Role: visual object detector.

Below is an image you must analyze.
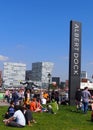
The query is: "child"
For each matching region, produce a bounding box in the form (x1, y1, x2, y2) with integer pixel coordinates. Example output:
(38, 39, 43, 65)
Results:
(4, 101, 15, 119)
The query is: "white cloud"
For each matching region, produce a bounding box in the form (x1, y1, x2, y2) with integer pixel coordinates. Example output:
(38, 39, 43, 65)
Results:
(0, 55, 9, 61)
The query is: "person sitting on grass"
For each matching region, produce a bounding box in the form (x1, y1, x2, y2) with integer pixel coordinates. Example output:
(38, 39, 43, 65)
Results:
(34, 98, 42, 112)
(24, 104, 37, 126)
(41, 97, 47, 112)
(4, 101, 15, 119)
(30, 98, 37, 112)
(30, 98, 42, 112)
(47, 99, 59, 114)
(3, 105, 26, 128)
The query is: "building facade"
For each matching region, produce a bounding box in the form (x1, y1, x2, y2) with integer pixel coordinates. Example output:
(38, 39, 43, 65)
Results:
(0, 71, 2, 87)
(52, 77, 60, 86)
(25, 70, 32, 80)
(3, 62, 26, 87)
(81, 71, 87, 79)
(31, 62, 54, 88)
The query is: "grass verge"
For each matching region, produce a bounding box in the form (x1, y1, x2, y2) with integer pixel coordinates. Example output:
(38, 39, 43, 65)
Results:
(0, 105, 92, 130)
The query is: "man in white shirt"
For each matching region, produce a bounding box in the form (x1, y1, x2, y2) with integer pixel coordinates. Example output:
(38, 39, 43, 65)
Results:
(3, 105, 26, 127)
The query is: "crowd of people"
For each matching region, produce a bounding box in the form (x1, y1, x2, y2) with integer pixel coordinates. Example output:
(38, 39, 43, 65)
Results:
(2, 86, 93, 127)
(2, 88, 59, 127)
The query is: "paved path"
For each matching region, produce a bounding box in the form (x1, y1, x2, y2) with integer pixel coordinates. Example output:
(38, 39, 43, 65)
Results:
(0, 101, 9, 106)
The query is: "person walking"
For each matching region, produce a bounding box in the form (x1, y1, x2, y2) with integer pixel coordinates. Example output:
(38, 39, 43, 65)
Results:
(75, 88, 82, 111)
(82, 87, 91, 114)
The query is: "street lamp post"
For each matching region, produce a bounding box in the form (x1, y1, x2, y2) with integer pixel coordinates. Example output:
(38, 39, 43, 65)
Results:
(48, 73, 51, 93)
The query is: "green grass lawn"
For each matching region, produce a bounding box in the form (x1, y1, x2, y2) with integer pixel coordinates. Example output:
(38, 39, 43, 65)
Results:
(0, 105, 93, 130)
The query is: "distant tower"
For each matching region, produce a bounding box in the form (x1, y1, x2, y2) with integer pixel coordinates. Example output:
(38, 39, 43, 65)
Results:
(31, 62, 54, 87)
(52, 77, 60, 86)
(81, 71, 87, 79)
(0, 71, 2, 87)
(26, 70, 32, 80)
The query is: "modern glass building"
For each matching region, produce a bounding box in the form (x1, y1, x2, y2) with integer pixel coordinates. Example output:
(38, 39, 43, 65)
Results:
(3, 62, 26, 87)
(81, 71, 87, 79)
(31, 62, 54, 88)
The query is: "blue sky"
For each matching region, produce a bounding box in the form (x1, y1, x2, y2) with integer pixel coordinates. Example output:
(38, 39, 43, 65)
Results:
(0, 0, 93, 81)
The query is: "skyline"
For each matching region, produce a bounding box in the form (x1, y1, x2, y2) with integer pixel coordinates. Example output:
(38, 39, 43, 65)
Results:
(0, 0, 93, 81)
